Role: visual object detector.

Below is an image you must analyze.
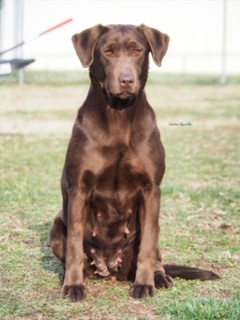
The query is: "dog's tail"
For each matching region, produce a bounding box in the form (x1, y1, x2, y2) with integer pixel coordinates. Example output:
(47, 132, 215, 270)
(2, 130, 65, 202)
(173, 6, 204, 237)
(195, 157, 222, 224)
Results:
(163, 264, 221, 281)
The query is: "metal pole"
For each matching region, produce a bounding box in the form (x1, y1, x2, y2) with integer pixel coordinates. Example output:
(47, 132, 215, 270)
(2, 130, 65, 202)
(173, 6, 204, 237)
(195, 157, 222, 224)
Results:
(0, 0, 4, 53)
(14, 0, 24, 84)
(220, 0, 227, 85)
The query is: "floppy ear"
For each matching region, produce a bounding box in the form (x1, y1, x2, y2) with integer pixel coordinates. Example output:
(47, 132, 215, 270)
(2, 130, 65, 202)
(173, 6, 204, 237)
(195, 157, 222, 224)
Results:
(72, 24, 105, 68)
(139, 24, 170, 67)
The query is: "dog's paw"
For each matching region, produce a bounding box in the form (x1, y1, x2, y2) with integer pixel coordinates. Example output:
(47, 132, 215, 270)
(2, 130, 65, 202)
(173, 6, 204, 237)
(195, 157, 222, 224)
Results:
(130, 283, 156, 298)
(62, 284, 87, 301)
(154, 271, 174, 289)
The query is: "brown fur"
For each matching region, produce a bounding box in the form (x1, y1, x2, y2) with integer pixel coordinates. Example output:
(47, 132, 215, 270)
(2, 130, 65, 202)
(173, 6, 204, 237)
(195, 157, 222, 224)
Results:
(49, 24, 220, 301)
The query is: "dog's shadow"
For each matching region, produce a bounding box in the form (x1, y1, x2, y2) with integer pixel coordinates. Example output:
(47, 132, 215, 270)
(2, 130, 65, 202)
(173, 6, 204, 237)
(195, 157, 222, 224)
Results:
(31, 222, 64, 283)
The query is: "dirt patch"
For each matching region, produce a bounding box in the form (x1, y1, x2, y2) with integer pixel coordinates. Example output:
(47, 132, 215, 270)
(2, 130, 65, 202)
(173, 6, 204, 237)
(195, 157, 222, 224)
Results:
(0, 116, 73, 135)
(1, 116, 239, 135)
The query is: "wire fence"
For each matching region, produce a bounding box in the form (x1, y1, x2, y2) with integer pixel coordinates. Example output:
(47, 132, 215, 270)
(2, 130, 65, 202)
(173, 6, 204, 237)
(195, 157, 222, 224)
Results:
(1, 50, 239, 85)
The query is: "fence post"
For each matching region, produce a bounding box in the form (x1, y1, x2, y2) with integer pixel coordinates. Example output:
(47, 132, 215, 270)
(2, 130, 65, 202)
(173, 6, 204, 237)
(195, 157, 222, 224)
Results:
(14, 0, 24, 84)
(220, 0, 227, 85)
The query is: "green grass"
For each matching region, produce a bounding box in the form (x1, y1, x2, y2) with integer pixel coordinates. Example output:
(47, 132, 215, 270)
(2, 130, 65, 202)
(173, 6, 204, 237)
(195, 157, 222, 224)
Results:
(0, 75, 240, 319)
(160, 294, 240, 320)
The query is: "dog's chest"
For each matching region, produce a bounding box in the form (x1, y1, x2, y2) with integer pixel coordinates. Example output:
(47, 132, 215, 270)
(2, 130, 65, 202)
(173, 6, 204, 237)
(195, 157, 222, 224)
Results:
(81, 140, 151, 196)
(78, 104, 159, 194)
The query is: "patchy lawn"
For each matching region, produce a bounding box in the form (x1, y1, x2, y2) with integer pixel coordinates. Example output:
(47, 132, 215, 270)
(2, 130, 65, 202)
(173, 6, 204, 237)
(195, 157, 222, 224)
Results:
(0, 75, 239, 319)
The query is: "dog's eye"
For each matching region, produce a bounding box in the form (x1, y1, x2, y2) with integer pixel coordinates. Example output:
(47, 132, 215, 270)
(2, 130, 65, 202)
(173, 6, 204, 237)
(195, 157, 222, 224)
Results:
(105, 49, 114, 57)
(133, 48, 142, 56)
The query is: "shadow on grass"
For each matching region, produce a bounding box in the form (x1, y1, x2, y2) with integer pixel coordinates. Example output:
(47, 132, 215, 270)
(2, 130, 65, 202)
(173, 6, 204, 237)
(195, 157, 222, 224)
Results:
(31, 222, 64, 284)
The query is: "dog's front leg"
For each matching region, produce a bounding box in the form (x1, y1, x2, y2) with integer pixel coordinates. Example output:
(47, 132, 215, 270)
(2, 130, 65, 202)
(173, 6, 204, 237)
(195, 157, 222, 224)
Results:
(62, 189, 87, 301)
(130, 186, 172, 298)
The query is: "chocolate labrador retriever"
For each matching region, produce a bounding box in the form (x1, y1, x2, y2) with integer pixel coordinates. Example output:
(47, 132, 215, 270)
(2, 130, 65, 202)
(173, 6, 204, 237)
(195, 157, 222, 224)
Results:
(49, 24, 220, 301)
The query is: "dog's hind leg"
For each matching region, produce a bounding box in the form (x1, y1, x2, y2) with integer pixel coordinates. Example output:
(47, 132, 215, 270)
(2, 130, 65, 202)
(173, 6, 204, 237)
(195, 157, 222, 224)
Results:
(154, 247, 174, 289)
(49, 210, 67, 263)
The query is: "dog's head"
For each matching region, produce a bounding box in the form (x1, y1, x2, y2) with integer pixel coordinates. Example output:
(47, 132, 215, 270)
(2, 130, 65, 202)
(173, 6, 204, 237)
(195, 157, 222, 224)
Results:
(72, 24, 169, 100)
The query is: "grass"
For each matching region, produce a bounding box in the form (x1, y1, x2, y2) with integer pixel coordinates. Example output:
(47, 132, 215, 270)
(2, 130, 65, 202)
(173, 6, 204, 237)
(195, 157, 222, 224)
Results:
(161, 294, 240, 320)
(0, 73, 240, 319)
(1, 70, 240, 86)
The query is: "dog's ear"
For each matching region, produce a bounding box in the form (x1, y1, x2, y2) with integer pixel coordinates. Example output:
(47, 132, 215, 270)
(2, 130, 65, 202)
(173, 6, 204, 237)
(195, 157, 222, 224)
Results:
(72, 24, 105, 67)
(139, 24, 170, 67)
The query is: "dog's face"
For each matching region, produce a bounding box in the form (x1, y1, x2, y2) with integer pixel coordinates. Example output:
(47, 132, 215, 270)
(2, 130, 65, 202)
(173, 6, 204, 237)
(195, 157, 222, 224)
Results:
(72, 24, 169, 100)
(94, 25, 149, 99)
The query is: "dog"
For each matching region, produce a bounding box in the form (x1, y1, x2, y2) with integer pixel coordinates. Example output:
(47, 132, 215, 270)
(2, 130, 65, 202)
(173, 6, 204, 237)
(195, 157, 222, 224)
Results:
(49, 24, 220, 302)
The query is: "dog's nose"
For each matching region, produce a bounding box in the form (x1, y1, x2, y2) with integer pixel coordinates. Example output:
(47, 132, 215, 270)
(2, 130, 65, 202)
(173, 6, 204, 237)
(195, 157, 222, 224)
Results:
(119, 74, 134, 88)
